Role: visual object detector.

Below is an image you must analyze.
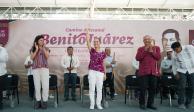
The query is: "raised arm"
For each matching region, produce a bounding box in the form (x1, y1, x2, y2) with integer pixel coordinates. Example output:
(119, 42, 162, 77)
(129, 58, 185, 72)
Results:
(86, 29, 91, 51)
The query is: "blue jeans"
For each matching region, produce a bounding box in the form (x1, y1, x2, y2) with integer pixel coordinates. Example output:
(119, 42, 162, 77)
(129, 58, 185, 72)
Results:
(64, 73, 77, 99)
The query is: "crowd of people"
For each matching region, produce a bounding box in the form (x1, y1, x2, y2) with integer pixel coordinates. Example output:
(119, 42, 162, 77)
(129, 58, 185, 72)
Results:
(0, 29, 194, 111)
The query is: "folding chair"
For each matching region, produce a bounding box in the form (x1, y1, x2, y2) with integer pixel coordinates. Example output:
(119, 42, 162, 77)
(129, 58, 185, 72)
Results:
(49, 74, 58, 108)
(81, 75, 89, 104)
(4, 74, 19, 108)
(159, 75, 176, 106)
(124, 75, 138, 104)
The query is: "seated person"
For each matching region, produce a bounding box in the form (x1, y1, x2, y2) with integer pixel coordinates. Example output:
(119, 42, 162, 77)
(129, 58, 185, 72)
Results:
(160, 50, 176, 99)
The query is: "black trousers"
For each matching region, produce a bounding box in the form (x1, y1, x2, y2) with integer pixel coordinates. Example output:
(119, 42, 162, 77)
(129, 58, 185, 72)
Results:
(139, 75, 157, 106)
(28, 75, 34, 98)
(0, 74, 7, 105)
(104, 72, 115, 98)
(177, 72, 194, 105)
(161, 72, 176, 97)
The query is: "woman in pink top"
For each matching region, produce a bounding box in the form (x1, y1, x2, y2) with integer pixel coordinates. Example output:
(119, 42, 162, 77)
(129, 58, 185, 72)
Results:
(86, 29, 106, 110)
(31, 35, 50, 109)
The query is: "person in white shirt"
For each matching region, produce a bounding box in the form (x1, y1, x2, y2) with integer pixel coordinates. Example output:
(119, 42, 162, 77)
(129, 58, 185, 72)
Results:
(132, 58, 139, 75)
(24, 51, 34, 100)
(104, 47, 116, 100)
(61, 46, 80, 101)
(171, 42, 194, 109)
(160, 50, 176, 99)
(0, 43, 8, 110)
(161, 51, 173, 74)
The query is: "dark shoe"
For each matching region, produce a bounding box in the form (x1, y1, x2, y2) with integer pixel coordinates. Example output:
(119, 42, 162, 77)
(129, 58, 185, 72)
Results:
(111, 97, 115, 101)
(140, 105, 146, 110)
(178, 104, 186, 109)
(185, 104, 191, 109)
(34, 101, 41, 109)
(41, 102, 47, 109)
(72, 98, 76, 101)
(147, 105, 157, 110)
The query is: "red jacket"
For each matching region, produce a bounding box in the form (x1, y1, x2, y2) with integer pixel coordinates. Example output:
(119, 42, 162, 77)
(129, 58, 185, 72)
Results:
(135, 46, 161, 77)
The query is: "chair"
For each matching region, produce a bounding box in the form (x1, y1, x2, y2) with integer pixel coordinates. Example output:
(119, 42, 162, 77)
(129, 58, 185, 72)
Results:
(49, 74, 58, 108)
(81, 75, 89, 104)
(124, 75, 139, 104)
(159, 75, 176, 106)
(4, 74, 19, 108)
(103, 81, 109, 99)
(67, 76, 81, 100)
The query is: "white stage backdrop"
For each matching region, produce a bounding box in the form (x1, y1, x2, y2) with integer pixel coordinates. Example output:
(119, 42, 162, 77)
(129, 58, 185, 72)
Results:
(6, 20, 194, 92)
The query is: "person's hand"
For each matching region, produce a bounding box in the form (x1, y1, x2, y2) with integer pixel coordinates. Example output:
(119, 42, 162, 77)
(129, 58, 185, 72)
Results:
(103, 74, 106, 81)
(67, 67, 71, 72)
(175, 74, 180, 80)
(28, 61, 32, 66)
(144, 45, 149, 51)
(35, 42, 39, 51)
(148, 45, 153, 52)
(106, 64, 112, 68)
(111, 61, 116, 64)
(70, 67, 74, 70)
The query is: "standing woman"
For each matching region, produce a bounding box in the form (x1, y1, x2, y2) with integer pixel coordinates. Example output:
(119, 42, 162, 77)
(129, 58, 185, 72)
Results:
(31, 35, 50, 109)
(86, 29, 106, 110)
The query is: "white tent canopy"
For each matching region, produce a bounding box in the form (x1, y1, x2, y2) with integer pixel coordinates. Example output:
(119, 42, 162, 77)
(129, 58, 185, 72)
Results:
(0, 0, 194, 20)
(0, 0, 194, 9)
(0, 0, 194, 8)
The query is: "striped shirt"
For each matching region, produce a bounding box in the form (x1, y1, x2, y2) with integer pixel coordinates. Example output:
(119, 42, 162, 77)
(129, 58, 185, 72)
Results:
(32, 48, 49, 69)
(172, 45, 194, 75)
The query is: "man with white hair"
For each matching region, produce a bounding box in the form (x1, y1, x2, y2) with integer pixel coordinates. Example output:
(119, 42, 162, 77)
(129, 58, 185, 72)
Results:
(0, 42, 8, 110)
(136, 35, 161, 110)
(104, 47, 116, 100)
